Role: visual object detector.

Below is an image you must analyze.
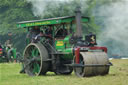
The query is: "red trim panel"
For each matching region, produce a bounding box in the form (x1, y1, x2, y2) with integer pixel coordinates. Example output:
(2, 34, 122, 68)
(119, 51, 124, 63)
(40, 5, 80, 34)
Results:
(74, 46, 107, 64)
(75, 48, 80, 64)
(89, 46, 107, 53)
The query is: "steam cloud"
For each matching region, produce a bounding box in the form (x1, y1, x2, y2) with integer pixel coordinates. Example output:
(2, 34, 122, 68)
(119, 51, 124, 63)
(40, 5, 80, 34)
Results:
(94, 0, 128, 57)
(26, 0, 88, 17)
(26, 0, 66, 17)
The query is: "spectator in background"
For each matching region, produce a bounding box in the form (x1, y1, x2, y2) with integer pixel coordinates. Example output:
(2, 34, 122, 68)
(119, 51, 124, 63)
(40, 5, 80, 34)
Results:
(5, 39, 12, 49)
(0, 43, 2, 48)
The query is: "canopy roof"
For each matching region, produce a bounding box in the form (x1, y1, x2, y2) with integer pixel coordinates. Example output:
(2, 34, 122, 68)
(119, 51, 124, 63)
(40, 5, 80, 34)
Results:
(17, 16, 89, 28)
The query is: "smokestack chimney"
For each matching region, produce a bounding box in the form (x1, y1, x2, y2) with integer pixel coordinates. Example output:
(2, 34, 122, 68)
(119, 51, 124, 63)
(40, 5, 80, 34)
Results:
(75, 6, 82, 38)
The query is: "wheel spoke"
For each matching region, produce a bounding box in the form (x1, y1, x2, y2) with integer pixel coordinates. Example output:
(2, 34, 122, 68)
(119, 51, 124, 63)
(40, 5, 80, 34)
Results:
(32, 49, 35, 57)
(24, 45, 41, 75)
(31, 47, 40, 74)
(33, 63, 40, 74)
(35, 49, 39, 57)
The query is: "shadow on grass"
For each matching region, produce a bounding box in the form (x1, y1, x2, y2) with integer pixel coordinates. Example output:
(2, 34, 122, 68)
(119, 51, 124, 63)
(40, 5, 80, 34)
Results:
(108, 74, 116, 76)
(42, 73, 74, 77)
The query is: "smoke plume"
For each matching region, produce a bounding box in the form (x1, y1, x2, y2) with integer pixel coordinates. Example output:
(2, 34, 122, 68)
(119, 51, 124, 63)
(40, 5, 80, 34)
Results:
(94, 0, 128, 57)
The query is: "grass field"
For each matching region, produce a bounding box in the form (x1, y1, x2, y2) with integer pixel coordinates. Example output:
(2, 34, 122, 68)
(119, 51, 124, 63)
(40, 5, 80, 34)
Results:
(0, 59, 128, 85)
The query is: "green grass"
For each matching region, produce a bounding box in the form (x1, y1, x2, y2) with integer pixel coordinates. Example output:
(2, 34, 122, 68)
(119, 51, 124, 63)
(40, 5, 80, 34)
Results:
(0, 59, 128, 85)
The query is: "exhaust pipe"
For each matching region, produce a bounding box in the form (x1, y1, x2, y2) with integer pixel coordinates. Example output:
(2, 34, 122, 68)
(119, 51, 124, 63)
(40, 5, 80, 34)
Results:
(75, 6, 82, 38)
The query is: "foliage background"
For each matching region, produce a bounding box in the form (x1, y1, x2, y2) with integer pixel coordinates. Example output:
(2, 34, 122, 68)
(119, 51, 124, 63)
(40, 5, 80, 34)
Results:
(0, 0, 123, 56)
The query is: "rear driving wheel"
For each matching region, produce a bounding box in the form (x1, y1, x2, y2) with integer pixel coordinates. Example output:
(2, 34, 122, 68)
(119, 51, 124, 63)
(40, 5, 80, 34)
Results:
(23, 43, 49, 76)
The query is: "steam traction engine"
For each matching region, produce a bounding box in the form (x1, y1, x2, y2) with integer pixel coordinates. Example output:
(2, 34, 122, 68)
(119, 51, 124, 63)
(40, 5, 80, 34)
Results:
(17, 8, 112, 77)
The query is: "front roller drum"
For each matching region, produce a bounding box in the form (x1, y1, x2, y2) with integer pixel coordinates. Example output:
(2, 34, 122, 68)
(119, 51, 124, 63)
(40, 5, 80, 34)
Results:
(23, 43, 49, 76)
(74, 52, 110, 77)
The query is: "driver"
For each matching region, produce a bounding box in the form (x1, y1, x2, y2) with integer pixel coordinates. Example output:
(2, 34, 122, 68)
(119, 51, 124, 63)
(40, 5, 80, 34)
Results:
(26, 26, 40, 44)
(33, 31, 44, 43)
(45, 26, 52, 38)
